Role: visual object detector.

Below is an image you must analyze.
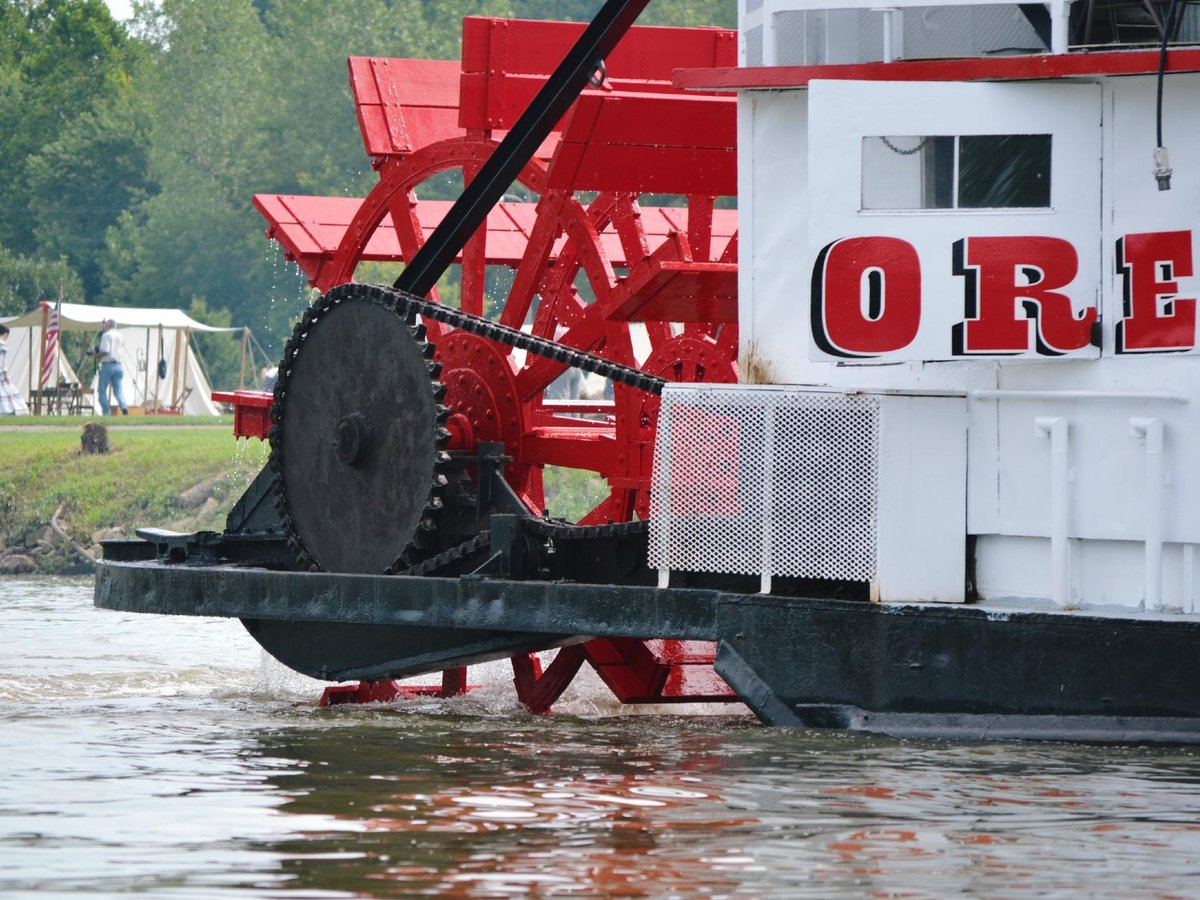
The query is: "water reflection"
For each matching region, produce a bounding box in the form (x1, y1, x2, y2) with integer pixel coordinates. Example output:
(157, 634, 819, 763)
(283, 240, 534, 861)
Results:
(234, 712, 1200, 897)
(243, 717, 759, 896)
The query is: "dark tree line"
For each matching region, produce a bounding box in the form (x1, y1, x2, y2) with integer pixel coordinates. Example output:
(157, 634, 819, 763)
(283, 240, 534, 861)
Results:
(0, 0, 735, 387)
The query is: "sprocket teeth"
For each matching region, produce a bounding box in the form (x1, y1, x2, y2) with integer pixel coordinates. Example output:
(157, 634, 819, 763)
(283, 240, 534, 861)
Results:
(270, 282, 457, 575)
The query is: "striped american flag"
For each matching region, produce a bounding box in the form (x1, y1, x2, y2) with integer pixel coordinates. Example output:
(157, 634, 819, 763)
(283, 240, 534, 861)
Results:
(40, 298, 60, 388)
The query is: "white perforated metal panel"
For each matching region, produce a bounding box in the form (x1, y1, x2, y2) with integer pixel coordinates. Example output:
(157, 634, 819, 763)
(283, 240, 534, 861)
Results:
(649, 385, 880, 584)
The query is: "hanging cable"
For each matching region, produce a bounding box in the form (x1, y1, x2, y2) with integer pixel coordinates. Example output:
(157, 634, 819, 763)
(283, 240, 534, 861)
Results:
(1153, 0, 1182, 190)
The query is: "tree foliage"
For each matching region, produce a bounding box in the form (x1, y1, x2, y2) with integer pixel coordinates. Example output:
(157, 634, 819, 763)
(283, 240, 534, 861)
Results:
(0, 244, 84, 318)
(2, 0, 737, 361)
(25, 88, 153, 300)
(0, 1, 149, 267)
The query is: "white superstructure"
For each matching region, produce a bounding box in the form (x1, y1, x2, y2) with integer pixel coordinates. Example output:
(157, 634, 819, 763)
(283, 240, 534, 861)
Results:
(653, 0, 1200, 611)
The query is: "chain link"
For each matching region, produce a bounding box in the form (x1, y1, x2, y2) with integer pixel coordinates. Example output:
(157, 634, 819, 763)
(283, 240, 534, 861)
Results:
(396, 531, 492, 576)
(880, 136, 931, 157)
(385, 285, 667, 396)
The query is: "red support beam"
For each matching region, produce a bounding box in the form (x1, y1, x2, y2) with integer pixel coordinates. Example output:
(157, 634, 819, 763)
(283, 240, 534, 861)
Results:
(673, 46, 1200, 92)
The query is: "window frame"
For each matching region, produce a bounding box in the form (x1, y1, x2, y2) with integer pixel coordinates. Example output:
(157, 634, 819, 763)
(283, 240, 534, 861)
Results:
(861, 132, 1054, 213)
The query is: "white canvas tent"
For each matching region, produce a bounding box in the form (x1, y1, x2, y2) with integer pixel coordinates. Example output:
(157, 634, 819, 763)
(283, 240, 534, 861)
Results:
(1, 302, 242, 415)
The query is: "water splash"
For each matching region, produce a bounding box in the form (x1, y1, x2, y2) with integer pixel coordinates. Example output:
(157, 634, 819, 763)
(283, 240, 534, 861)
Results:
(257, 650, 749, 721)
(254, 649, 329, 700)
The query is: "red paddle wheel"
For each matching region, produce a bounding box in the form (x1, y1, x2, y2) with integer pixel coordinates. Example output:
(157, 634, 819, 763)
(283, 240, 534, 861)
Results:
(248, 17, 741, 712)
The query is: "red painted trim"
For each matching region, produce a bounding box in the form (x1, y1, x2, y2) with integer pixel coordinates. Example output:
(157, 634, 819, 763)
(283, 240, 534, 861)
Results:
(674, 47, 1200, 91)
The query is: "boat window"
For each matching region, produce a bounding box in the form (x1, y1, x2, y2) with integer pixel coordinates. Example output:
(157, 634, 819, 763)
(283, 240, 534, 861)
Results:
(862, 134, 1051, 210)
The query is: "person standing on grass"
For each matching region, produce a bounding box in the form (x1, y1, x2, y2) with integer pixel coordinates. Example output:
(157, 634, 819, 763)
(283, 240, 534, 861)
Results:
(0, 325, 30, 415)
(93, 319, 128, 415)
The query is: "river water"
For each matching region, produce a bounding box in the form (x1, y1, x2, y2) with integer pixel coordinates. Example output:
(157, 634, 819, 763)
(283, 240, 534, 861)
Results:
(3, 576, 1200, 897)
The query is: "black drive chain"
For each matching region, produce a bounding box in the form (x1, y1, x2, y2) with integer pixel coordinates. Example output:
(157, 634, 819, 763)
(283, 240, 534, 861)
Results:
(396, 518, 650, 578)
(397, 531, 492, 577)
(382, 284, 667, 396)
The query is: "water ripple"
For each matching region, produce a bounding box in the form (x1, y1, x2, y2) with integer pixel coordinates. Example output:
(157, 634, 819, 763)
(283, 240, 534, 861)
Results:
(3, 578, 1200, 897)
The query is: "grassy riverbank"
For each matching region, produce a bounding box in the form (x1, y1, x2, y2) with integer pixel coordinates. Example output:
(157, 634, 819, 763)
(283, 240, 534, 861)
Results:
(0, 416, 267, 573)
(0, 416, 609, 574)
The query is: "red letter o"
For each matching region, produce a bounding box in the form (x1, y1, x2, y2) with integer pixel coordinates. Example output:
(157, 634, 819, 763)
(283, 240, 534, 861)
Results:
(812, 237, 921, 358)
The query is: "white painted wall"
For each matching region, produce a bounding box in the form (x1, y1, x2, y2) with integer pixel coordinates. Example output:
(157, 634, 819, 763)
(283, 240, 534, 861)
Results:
(739, 73, 1200, 609)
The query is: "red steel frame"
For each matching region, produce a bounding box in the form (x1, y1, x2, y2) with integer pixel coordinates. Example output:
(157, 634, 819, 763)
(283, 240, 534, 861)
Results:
(226, 17, 744, 711)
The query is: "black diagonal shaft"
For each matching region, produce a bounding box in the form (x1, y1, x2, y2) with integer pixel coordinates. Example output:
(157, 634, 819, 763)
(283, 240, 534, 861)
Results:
(394, 0, 652, 299)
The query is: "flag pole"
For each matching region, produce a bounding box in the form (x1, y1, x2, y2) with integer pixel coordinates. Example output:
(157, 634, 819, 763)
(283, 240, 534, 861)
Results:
(35, 302, 48, 415)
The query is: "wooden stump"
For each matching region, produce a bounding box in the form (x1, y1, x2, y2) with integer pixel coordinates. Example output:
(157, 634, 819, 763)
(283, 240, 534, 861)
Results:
(81, 423, 109, 454)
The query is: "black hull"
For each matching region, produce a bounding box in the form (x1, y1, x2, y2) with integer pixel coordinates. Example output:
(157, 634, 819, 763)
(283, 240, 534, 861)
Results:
(95, 558, 1200, 744)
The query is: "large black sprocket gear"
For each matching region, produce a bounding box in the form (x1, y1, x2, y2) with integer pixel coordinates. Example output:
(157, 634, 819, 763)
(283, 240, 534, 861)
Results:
(269, 283, 450, 573)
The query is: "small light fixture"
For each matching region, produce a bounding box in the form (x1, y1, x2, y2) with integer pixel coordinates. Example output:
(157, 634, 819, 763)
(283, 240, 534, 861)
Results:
(1153, 146, 1172, 191)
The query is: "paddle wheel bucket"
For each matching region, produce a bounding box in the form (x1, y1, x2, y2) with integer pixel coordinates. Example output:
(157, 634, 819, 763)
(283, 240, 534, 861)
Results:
(212, 390, 273, 440)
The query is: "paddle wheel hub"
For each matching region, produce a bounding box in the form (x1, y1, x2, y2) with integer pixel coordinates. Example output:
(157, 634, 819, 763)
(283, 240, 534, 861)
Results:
(437, 330, 535, 500)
